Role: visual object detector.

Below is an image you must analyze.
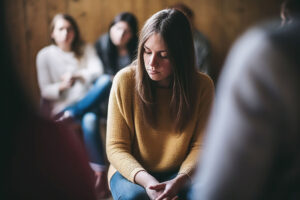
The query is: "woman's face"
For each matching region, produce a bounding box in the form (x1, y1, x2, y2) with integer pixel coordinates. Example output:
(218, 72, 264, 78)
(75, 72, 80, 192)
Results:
(109, 21, 132, 47)
(143, 33, 172, 87)
(51, 18, 75, 49)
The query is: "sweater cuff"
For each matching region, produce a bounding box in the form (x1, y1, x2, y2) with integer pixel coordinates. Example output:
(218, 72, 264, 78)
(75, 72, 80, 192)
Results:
(129, 167, 145, 183)
(178, 172, 192, 182)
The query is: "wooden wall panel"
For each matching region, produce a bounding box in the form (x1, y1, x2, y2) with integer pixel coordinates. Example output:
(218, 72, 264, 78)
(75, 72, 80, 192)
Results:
(82, 0, 105, 42)
(24, 0, 48, 103)
(4, 0, 31, 101)
(138, 0, 166, 24)
(46, 0, 68, 31)
(4, 0, 283, 103)
(68, 0, 92, 42)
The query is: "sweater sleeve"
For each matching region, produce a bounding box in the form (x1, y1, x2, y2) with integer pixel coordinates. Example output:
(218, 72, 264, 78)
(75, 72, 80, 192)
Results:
(179, 75, 215, 177)
(36, 49, 61, 100)
(76, 45, 103, 84)
(106, 68, 145, 182)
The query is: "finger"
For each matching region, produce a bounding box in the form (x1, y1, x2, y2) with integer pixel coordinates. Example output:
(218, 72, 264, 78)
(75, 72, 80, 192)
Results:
(149, 183, 165, 190)
(156, 192, 169, 200)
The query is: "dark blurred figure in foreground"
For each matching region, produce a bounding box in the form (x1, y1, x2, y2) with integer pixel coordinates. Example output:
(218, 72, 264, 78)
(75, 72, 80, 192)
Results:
(170, 3, 212, 79)
(191, 18, 300, 200)
(1, 11, 97, 200)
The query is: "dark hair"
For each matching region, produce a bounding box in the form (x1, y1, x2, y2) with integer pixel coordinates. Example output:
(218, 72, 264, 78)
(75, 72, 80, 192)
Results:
(107, 12, 138, 69)
(281, 0, 300, 25)
(169, 2, 194, 20)
(136, 8, 196, 131)
(50, 13, 85, 59)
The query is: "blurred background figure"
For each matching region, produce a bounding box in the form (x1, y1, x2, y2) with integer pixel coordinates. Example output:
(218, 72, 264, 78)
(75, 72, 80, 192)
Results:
(36, 13, 110, 199)
(191, 17, 300, 200)
(94, 12, 138, 118)
(280, 0, 300, 26)
(1, 14, 97, 200)
(170, 2, 212, 79)
(95, 12, 138, 77)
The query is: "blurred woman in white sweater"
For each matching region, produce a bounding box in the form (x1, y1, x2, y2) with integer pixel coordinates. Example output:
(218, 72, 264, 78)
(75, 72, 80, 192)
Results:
(36, 13, 110, 199)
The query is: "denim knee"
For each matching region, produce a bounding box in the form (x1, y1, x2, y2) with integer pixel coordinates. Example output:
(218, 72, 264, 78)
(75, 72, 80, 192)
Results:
(94, 74, 112, 88)
(111, 187, 148, 200)
(120, 191, 149, 200)
(82, 112, 99, 135)
(110, 172, 149, 200)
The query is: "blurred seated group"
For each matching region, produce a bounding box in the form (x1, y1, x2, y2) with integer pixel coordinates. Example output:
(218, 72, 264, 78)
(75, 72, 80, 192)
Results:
(36, 12, 139, 199)
(3, 0, 300, 199)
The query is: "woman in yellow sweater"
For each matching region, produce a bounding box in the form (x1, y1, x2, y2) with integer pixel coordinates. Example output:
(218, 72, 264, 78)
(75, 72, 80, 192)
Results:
(106, 8, 214, 200)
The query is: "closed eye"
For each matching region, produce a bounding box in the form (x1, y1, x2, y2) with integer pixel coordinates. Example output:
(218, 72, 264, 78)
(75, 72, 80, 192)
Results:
(144, 47, 152, 54)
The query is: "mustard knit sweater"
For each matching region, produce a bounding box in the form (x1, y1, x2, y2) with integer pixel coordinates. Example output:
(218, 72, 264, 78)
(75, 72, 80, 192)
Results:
(106, 66, 214, 183)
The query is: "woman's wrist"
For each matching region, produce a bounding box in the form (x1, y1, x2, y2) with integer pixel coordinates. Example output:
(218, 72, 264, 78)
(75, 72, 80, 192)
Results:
(134, 170, 158, 188)
(175, 173, 190, 186)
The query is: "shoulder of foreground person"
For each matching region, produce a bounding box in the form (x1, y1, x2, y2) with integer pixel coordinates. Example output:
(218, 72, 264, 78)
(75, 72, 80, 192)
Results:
(16, 115, 97, 200)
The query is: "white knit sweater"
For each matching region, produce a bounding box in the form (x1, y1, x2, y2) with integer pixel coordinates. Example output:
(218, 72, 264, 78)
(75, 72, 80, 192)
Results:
(36, 44, 103, 114)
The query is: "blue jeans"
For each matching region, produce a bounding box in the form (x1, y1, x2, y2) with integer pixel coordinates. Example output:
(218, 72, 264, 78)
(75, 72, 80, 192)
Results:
(110, 171, 190, 200)
(81, 112, 105, 165)
(65, 75, 112, 117)
(64, 75, 112, 166)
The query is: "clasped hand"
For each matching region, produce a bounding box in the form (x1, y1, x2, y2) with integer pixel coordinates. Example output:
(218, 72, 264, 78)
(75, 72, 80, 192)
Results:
(146, 175, 186, 200)
(59, 72, 84, 91)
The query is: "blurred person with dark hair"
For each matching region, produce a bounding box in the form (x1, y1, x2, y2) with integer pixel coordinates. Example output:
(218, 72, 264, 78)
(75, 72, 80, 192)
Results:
(94, 12, 138, 118)
(191, 19, 300, 200)
(170, 2, 212, 79)
(95, 12, 138, 77)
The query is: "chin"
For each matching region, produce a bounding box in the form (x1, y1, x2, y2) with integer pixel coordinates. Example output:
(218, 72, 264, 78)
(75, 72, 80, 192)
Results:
(150, 77, 162, 82)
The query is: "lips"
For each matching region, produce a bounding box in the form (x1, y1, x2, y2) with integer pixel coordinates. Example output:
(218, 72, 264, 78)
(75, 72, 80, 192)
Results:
(148, 70, 159, 75)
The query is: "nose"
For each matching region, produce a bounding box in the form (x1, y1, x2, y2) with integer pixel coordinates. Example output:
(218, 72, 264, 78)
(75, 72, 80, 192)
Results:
(120, 30, 125, 38)
(149, 54, 158, 68)
(62, 29, 68, 36)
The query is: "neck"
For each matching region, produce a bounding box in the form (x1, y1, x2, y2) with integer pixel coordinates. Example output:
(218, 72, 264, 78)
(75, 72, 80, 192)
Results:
(118, 45, 128, 56)
(58, 44, 72, 52)
(156, 79, 171, 88)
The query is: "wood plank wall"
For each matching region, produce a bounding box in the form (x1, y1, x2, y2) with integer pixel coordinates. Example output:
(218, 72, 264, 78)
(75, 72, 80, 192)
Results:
(4, 0, 282, 104)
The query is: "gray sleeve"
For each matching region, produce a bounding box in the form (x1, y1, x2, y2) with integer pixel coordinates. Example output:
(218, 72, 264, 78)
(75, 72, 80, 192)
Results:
(192, 29, 287, 200)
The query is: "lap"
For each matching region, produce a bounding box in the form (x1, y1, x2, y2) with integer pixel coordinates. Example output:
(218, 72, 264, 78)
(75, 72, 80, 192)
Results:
(110, 171, 149, 200)
(110, 171, 190, 200)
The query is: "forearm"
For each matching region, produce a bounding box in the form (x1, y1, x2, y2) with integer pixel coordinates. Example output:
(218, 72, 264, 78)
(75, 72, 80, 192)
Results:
(40, 83, 62, 100)
(179, 144, 201, 176)
(175, 173, 190, 188)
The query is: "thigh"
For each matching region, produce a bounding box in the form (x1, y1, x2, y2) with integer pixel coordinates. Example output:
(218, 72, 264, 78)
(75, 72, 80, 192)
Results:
(110, 171, 149, 200)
